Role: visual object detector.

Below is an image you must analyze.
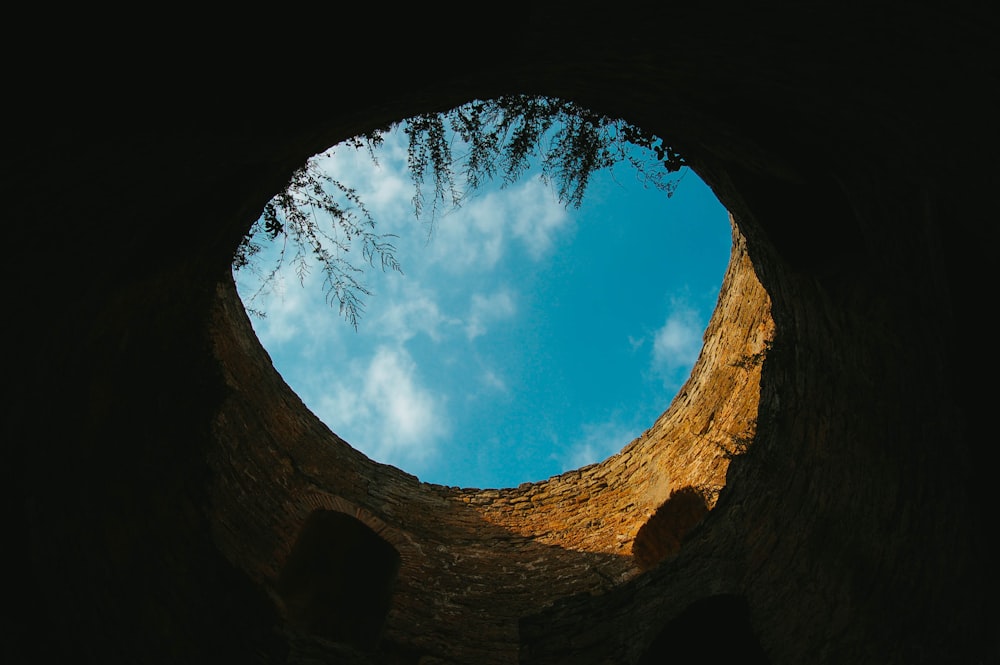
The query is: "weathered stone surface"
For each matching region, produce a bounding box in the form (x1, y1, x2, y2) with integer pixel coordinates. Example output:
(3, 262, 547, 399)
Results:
(7, 5, 996, 664)
(632, 487, 710, 571)
(201, 215, 769, 664)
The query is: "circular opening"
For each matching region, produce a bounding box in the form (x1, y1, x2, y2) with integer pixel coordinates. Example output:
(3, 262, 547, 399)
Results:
(232, 100, 732, 489)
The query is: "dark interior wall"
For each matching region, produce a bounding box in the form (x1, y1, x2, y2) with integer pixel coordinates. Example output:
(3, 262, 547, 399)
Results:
(278, 510, 400, 649)
(6, 4, 997, 664)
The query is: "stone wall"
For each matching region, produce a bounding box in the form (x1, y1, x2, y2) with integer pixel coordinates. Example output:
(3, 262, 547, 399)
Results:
(8, 5, 996, 664)
(206, 215, 772, 664)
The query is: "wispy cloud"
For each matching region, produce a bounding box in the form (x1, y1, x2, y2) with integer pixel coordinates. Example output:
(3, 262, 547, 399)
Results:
(425, 175, 571, 272)
(424, 191, 510, 273)
(479, 368, 508, 393)
(240, 263, 348, 357)
(313, 137, 413, 225)
(367, 280, 459, 343)
(311, 345, 449, 472)
(651, 298, 704, 388)
(509, 176, 574, 259)
(465, 289, 516, 340)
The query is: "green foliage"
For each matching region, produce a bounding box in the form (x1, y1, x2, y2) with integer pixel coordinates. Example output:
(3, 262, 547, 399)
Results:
(730, 341, 773, 371)
(233, 95, 686, 328)
(233, 156, 401, 329)
(403, 95, 685, 218)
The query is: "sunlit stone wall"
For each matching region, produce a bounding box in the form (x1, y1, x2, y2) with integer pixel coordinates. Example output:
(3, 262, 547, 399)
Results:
(206, 214, 771, 664)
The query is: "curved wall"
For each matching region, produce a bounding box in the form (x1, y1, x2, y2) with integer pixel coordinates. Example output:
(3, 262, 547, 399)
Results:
(208, 216, 771, 663)
(8, 5, 995, 664)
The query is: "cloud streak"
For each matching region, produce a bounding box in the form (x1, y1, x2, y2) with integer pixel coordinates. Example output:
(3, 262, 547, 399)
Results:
(426, 175, 572, 273)
(651, 298, 704, 389)
(311, 345, 449, 473)
(465, 289, 516, 340)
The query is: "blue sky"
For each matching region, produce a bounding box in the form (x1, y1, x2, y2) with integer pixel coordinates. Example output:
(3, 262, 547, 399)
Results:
(234, 126, 731, 490)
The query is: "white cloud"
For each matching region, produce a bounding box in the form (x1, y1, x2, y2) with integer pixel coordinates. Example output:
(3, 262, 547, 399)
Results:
(236, 260, 350, 358)
(423, 174, 571, 273)
(367, 280, 459, 343)
(425, 192, 507, 272)
(310, 345, 449, 472)
(651, 300, 704, 385)
(364, 347, 445, 445)
(479, 368, 508, 393)
(465, 289, 516, 340)
(312, 137, 413, 226)
(509, 176, 573, 259)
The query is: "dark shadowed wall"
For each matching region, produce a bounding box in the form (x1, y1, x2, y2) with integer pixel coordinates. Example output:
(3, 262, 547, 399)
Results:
(6, 5, 996, 664)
